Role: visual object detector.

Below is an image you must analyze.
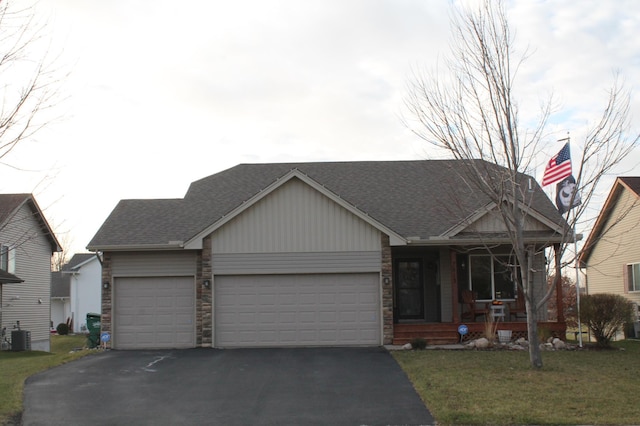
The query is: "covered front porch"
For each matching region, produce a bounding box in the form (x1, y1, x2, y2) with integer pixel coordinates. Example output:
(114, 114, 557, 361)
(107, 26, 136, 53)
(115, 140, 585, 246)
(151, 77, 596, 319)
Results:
(392, 321, 567, 346)
(390, 246, 567, 345)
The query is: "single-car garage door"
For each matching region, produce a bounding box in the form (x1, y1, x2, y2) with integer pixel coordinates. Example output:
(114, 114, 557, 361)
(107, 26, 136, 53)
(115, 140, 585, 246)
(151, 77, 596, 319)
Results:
(114, 277, 195, 349)
(215, 273, 380, 347)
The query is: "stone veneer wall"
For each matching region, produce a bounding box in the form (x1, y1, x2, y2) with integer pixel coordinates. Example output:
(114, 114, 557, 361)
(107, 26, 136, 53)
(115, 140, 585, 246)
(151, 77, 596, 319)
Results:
(381, 234, 393, 344)
(200, 235, 213, 347)
(100, 252, 112, 347)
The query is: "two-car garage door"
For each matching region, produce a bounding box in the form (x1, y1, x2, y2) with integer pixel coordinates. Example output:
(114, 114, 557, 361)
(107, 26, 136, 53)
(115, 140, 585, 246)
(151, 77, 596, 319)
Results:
(214, 273, 380, 347)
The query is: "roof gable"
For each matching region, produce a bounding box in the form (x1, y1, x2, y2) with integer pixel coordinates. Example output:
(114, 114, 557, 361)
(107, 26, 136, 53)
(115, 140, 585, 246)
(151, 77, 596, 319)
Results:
(0, 193, 61, 253)
(580, 177, 640, 265)
(184, 169, 405, 249)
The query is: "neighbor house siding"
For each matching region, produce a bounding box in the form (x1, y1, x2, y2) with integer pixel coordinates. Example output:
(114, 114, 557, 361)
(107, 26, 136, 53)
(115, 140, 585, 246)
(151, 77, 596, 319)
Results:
(212, 178, 381, 254)
(70, 257, 102, 332)
(0, 203, 52, 351)
(586, 189, 640, 306)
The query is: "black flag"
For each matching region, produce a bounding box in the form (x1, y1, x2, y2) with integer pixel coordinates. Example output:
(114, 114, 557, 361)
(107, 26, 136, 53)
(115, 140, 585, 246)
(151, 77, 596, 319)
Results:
(556, 175, 581, 214)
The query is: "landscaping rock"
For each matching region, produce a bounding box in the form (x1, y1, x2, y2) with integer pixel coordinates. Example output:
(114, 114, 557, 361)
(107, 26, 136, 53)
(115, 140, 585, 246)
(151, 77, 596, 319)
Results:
(552, 338, 566, 350)
(402, 343, 412, 350)
(473, 338, 490, 349)
(540, 342, 554, 351)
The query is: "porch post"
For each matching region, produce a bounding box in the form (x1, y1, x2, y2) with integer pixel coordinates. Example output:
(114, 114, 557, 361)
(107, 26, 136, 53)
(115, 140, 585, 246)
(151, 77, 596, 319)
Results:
(554, 243, 565, 322)
(450, 249, 459, 323)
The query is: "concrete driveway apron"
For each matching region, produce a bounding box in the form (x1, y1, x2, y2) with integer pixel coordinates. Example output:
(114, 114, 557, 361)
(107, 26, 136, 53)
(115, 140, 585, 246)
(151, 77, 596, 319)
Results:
(22, 347, 434, 426)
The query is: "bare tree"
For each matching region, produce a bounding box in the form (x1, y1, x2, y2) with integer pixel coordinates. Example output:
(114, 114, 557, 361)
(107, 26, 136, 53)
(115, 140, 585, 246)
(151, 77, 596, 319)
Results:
(404, 0, 638, 368)
(0, 1, 58, 168)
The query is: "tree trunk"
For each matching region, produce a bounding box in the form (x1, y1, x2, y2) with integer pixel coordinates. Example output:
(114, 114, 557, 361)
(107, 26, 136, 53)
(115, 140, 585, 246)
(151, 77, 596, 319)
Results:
(525, 245, 543, 369)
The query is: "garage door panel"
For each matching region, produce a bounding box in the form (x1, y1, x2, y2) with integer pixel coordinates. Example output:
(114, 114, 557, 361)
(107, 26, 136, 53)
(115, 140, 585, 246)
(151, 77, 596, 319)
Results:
(114, 277, 195, 349)
(215, 273, 380, 347)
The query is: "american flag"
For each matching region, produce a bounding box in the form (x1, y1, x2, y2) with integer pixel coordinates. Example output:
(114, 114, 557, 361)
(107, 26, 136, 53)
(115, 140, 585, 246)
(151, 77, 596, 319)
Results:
(542, 143, 572, 186)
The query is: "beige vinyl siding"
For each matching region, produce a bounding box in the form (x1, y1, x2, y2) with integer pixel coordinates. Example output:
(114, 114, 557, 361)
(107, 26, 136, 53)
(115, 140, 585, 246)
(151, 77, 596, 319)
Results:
(110, 251, 196, 277)
(586, 189, 640, 306)
(465, 208, 550, 233)
(212, 178, 381, 254)
(213, 251, 381, 275)
(0, 203, 53, 351)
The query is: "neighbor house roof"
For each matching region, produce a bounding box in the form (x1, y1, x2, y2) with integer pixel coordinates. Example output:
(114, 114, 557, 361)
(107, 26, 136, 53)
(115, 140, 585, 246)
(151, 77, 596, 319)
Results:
(0, 268, 23, 284)
(88, 160, 566, 250)
(0, 193, 62, 253)
(62, 253, 99, 273)
(579, 177, 640, 266)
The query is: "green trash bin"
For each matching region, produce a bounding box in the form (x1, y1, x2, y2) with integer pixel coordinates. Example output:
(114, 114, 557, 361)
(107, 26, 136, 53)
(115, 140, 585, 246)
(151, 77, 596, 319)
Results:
(86, 313, 101, 348)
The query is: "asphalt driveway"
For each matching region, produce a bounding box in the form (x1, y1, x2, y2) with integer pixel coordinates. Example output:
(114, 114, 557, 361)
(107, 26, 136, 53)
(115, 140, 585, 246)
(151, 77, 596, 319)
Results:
(22, 347, 434, 425)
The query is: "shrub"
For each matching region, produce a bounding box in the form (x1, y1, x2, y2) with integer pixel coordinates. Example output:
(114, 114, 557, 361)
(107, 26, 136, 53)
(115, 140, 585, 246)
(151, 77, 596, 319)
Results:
(56, 323, 69, 335)
(579, 293, 634, 347)
(410, 338, 427, 350)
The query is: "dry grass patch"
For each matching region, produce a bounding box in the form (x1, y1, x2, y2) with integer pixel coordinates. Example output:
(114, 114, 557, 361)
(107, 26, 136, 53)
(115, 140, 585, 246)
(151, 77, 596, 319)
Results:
(393, 340, 640, 425)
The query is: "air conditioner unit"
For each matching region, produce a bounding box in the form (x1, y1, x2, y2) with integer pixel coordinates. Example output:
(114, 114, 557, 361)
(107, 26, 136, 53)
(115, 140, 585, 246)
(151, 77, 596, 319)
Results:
(11, 330, 31, 351)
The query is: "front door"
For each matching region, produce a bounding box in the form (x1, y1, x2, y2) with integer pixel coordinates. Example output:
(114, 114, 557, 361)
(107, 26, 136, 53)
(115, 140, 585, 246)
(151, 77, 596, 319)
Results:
(395, 259, 424, 320)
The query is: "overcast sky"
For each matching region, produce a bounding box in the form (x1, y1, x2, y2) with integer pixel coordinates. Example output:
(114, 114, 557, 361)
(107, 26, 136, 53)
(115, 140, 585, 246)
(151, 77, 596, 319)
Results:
(3, 0, 640, 255)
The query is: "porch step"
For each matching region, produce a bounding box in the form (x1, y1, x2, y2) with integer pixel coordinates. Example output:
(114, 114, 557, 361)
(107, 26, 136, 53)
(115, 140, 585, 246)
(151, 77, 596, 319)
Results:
(393, 324, 461, 345)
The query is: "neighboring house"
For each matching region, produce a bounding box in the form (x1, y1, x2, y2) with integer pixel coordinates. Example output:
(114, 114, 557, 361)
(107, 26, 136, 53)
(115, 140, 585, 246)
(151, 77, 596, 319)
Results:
(0, 194, 62, 352)
(61, 253, 102, 333)
(579, 177, 640, 316)
(88, 161, 568, 349)
(51, 271, 71, 330)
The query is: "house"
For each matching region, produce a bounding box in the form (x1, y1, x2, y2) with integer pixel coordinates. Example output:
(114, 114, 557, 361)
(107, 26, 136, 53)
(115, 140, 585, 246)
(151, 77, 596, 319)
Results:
(61, 253, 102, 333)
(0, 194, 62, 352)
(579, 177, 640, 316)
(51, 271, 71, 330)
(88, 161, 568, 349)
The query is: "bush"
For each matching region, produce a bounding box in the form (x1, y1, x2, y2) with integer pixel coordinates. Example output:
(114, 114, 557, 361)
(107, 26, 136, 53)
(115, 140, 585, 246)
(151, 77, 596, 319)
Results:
(579, 293, 634, 347)
(56, 323, 69, 335)
(410, 338, 427, 350)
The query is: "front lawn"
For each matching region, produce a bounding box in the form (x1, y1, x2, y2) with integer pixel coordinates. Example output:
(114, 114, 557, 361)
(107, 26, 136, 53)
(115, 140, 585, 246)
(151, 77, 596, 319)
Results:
(393, 340, 640, 425)
(0, 334, 94, 425)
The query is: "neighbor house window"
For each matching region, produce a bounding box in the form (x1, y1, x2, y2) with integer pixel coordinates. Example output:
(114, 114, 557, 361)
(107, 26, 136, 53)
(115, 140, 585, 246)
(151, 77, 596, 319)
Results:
(469, 255, 517, 301)
(0, 244, 15, 273)
(0, 245, 8, 271)
(628, 263, 640, 292)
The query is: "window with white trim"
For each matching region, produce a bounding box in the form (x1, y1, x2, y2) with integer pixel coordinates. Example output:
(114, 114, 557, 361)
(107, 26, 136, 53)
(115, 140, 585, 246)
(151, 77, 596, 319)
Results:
(0, 244, 15, 273)
(628, 263, 640, 292)
(469, 254, 517, 301)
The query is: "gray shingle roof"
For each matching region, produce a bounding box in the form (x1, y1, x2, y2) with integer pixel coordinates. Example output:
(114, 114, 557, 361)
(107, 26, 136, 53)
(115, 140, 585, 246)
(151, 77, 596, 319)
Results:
(0, 268, 23, 284)
(62, 253, 98, 272)
(51, 271, 70, 298)
(88, 160, 565, 249)
(620, 177, 640, 196)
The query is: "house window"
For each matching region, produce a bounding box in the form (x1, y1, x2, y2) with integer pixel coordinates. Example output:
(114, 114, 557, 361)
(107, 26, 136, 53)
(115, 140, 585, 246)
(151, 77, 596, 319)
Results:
(628, 263, 640, 292)
(469, 255, 516, 301)
(0, 244, 15, 273)
(0, 244, 8, 271)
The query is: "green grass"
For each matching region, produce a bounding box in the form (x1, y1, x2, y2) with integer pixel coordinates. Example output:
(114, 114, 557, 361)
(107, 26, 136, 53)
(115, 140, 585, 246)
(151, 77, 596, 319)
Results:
(393, 340, 640, 425)
(0, 334, 94, 425)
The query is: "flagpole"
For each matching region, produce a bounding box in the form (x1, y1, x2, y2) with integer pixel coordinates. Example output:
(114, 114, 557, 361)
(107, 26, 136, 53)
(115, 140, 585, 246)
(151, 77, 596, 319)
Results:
(543, 133, 582, 346)
(572, 209, 583, 348)
(559, 133, 582, 347)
